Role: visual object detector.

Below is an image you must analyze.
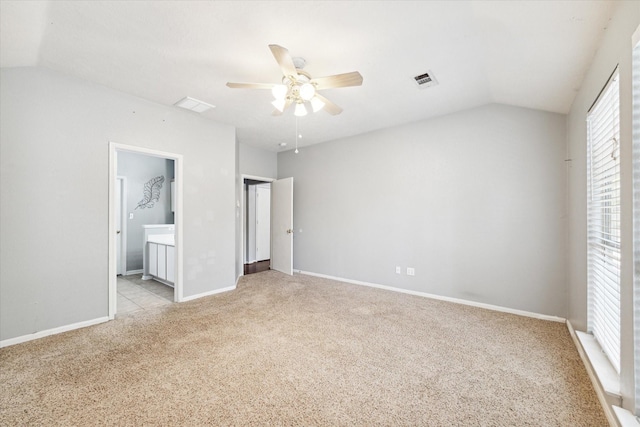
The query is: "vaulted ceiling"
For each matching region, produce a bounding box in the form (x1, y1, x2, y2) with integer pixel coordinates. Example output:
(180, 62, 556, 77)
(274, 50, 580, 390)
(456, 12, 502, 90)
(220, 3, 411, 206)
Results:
(0, 1, 614, 151)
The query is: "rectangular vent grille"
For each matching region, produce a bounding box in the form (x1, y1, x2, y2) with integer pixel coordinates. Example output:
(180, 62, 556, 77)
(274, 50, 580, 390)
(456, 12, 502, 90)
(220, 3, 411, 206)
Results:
(174, 96, 215, 113)
(414, 71, 438, 88)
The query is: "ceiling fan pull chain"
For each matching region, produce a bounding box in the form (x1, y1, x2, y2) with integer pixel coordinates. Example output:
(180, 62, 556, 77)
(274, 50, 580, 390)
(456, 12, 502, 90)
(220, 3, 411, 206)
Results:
(295, 117, 299, 154)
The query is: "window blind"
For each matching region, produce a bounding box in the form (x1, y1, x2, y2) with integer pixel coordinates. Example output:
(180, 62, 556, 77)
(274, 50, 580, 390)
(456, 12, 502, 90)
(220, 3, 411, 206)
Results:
(587, 68, 621, 374)
(632, 41, 640, 416)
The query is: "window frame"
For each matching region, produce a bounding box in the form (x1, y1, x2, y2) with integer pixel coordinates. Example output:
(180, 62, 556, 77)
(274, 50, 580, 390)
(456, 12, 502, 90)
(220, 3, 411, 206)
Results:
(587, 67, 622, 374)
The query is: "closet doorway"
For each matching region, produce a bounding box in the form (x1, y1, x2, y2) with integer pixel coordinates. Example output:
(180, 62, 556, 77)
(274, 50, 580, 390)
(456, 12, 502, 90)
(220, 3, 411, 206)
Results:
(243, 176, 273, 275)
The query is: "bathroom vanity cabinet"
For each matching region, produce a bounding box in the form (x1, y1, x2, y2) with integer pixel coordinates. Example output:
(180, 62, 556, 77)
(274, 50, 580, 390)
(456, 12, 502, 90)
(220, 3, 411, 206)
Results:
(147, 236, 175, 285)
(142, 224, 175, 286)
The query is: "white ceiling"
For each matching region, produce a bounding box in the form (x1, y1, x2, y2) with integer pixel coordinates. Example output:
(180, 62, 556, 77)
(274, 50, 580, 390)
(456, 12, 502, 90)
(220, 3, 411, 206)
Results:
(0, 1, 614, 152)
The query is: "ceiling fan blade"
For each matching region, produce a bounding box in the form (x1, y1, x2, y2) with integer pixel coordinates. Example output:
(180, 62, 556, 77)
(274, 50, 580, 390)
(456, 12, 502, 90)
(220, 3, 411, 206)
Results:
(226, 82, 274, 89)
(272, 98, 294, 116)
(314, 93, 343, 115)
(269, 44, 298, 78)
(311, 71, 363, 90)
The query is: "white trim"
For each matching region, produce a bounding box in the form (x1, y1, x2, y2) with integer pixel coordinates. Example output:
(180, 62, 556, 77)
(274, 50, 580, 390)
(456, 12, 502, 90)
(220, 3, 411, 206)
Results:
(181, 285, 236, 302)
(124, 269, 144, 276)
(109, 142, 184, 321)
(0, 317, 109, 348)
(108, 145, 117, 319)
(567, 320, 619, 427)
(295, 270, 566, 323)
(116, 176, 128, 276)
(576, 330, 621, 399)
(613, 406, 640, 427)
(242, 174, 275, 183)
(632, 24, 640, 49)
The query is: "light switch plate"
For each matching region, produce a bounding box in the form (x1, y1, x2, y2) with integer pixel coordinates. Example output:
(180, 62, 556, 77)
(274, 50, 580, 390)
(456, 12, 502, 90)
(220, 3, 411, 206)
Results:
(396, 266, 401, 274)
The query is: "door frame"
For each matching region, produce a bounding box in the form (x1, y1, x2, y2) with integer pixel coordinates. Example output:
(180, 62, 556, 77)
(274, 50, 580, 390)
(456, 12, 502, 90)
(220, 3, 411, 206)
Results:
(116, 176, 128, 275)
(108, 142, 184, 319)
(241, 174, 274, 276)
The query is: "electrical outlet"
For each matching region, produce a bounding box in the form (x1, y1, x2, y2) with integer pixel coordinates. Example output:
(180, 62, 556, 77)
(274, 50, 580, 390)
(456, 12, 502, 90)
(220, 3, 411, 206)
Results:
(407, 267, 415, 276)
(395, 266, 401, 274)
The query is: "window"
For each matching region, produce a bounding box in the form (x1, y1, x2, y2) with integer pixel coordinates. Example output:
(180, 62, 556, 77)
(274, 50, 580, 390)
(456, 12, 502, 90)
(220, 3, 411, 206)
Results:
(587, 68, 621, 373)
(632, 33, 640, 416)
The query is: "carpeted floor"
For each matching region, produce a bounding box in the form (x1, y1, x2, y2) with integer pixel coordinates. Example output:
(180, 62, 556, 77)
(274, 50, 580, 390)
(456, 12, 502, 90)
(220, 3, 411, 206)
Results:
(0, 271, 607, 426)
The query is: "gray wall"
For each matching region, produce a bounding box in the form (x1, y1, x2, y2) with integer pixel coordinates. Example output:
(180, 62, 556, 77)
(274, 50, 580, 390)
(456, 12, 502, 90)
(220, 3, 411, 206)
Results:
(239, 142, 277, 179)
(278, 103, 567, 317)
(237, 143, 278, 279)
(117, 151, 174, 271)
(566, 1, 639, 411)
(0, 67, 236, 341)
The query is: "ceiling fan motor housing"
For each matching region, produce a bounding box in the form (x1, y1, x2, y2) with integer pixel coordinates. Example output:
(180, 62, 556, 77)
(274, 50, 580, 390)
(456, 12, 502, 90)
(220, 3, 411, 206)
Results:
(281, 71, 314, 103)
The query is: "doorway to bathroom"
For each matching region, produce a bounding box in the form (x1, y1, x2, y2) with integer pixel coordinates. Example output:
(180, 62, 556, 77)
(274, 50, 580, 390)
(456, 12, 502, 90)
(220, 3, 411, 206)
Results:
(109, 143, 183, 319)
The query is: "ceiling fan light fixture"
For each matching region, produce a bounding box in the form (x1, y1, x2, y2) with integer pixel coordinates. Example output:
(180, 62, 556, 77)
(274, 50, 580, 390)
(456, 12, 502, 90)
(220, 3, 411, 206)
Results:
(311, 96, 325, 112)
(271, 84, 288, 100)
(299, 83, 315, 101)
(272, 98, 286, 112)
(294, 102, 308, 117)
(227, 45, 363, 117)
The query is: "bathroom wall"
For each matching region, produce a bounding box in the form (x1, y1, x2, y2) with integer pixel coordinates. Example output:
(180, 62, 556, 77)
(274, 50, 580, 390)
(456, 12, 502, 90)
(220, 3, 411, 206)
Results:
(117, 151, 175, 272)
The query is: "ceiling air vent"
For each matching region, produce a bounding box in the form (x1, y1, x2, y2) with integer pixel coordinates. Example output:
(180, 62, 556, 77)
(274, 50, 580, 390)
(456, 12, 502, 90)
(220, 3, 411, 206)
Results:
(413, 71, 438, 88)
(174, 96, 215, 113)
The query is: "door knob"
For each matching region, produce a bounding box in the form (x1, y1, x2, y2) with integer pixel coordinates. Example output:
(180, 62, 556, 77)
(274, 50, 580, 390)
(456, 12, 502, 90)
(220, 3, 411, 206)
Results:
(117, 230, 121, 234)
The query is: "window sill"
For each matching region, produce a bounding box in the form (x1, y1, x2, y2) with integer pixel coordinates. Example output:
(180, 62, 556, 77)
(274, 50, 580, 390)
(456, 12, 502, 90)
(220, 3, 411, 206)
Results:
(568, 321, 624, 426)
(613, 406, 640, 427)
(575, 330, 621, 405)
(576, 331, 621, 397)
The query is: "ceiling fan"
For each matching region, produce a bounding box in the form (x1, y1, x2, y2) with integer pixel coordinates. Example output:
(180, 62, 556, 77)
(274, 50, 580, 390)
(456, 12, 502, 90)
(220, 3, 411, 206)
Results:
(226, 44, 363, 117)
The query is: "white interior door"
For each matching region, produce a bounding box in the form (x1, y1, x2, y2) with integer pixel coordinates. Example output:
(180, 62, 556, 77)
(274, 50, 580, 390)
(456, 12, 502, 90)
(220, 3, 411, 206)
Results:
(115, 177, 124, 275)
(256, 185, 271, 261)
(271, 177, 293, 275)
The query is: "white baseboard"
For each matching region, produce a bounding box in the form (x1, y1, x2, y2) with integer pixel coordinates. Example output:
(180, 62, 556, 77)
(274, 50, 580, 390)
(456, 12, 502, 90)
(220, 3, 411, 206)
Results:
(124, 269, 143, 276)
(2, 282, 239, 347)
(295, 270, 566, 323)
(566, 320, 619, 427)
(0, 316, 110, 349)
(181, 285, 236, 302)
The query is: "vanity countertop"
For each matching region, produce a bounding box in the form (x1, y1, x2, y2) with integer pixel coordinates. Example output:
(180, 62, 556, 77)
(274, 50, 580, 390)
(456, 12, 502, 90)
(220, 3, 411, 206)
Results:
(147, 234, 175, 246)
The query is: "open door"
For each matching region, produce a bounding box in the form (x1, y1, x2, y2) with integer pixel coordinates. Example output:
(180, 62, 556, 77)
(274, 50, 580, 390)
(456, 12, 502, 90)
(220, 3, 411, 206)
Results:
(255, 185, 271, 261)
(115, 177, 125, 275)
(271, 177, 293, 275)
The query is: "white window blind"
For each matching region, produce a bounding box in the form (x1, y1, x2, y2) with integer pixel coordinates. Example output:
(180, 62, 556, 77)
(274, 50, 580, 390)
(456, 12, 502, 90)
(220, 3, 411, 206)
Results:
(587, 68, 621, 374)
(632, 39, 640, 416)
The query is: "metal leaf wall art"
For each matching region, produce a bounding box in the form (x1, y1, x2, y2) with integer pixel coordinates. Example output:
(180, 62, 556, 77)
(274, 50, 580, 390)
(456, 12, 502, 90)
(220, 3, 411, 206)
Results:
(135, 175, 165, 209)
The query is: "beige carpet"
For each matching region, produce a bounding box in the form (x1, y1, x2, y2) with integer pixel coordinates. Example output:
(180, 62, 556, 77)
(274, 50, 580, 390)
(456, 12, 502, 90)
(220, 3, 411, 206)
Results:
(0, 271, 606, 426)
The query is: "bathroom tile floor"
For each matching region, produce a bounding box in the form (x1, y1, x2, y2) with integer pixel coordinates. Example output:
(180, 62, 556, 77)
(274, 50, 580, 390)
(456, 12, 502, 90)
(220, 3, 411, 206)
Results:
(116, 274, 173, 316)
